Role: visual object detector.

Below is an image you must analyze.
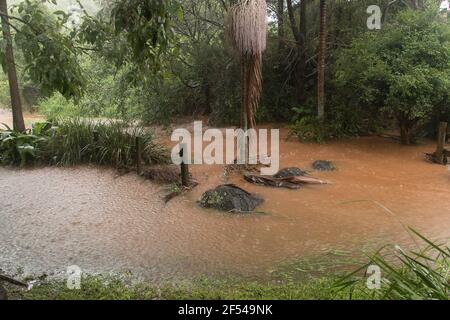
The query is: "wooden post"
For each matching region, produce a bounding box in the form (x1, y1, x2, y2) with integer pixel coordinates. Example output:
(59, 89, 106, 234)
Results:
(136, 136, 142, 175)
(436, 122, 448, 165)
(93, 130, 99, 143)
(180, 143, 189, 187)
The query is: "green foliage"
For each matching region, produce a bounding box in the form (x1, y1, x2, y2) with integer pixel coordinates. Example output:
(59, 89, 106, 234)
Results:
(0, 79, 11, 107)
(334, 9, 450, 142)
(79, 0, 179, 76)
(46, 118, 168, 166)
(37, 92, 77, 118)
(0, 123, 47, 166)
(10, 0, 86, 100)
(0, 119, 168, 167)
(289, 104, 371, 143)
(335, 229, 450, 300)
(289, 116, 334, 143)
(9, 275, 370, 300)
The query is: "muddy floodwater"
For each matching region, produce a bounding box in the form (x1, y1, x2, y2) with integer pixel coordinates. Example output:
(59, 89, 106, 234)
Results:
(1, 122, 450, 281)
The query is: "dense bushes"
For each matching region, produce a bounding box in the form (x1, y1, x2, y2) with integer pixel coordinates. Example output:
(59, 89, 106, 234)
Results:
(333, 9, 450, 144)
(0, 120, 168, 167)
(21, 3, 450, 146)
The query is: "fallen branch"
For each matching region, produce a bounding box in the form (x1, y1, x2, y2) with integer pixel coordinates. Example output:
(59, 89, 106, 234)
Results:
(285, 176, 328, 185)
(0, 274, 28, 287)
(244, 174, 328, 189)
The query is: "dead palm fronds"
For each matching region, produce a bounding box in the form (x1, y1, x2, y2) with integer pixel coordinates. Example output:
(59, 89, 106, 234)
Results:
(226, 0, 267, 130)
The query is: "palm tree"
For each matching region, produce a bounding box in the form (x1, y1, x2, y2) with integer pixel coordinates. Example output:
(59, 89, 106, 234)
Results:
(227, 0, 267, 131)
(317, 0, 326, 124)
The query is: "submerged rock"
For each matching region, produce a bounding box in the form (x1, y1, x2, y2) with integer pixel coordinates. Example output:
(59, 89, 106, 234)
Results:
(312, 160, 336, 172)
(273, 167, 307, 178)
(199, 184, 263, 213)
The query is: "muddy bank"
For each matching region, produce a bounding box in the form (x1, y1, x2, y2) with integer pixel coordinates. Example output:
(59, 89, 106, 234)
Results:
(1, 134, 450, 281)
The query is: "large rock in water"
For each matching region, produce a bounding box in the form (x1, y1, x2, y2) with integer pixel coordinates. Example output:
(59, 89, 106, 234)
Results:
(312, 160, 336, 172)
(273, 167, 307, 178)
(199, 184, 263, 212)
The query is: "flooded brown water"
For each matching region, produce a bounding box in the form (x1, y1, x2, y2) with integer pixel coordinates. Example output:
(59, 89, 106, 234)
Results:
(1, 115, 450, 281)
(0, 108, 44, 129)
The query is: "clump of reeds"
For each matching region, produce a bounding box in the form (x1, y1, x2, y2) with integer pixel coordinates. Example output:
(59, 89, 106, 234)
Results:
(334, 229, 450, 300)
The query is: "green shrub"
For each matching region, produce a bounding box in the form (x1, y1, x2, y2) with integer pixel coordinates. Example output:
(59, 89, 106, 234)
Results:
(0, 124, 47, 166)
(334, 9, 450, 144)
(45, 119, 168, 167)
(37, 92, 79, 119)
(0, 119, 168, 168)
(289, 116, 334, 143)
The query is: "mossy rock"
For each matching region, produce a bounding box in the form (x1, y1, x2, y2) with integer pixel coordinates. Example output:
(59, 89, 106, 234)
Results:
(312, 160, 336, 172)
(273, 167, 307, 178)
(199, 184, 263, 213)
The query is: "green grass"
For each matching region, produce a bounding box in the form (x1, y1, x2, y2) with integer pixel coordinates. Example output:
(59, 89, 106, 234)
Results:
(335, 229, 450, 300)
(6, 276, 372, 300)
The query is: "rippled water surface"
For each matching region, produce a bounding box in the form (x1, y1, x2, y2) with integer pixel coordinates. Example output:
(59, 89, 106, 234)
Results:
(1, 125, 450, 280)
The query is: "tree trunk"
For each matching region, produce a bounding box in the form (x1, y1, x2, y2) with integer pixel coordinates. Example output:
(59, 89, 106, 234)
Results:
(277, 0, 285, 54)
(0, 0, 25, 132)
(435, 122, 447, 164)
(203, 82, 212, 115)
(400, 121, 412, 145)
(298, 0, 307, 104)
(317, 0, 327, 123)
(286, 0, 307, 105)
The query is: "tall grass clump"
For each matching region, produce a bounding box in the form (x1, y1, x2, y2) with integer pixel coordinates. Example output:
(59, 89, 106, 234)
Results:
(41, 118, 168, 167)
(335, 229, 450, 300)
(1, 119, 168, 167)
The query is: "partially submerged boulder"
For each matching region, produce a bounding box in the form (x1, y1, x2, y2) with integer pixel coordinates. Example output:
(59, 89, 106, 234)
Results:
(312, 160, 336, 172)
(273, 167, 307, 178)
(199, 184, 263, 212)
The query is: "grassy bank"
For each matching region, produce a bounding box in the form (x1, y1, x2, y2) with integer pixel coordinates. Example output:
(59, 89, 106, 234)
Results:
(4, 230, 448, 300)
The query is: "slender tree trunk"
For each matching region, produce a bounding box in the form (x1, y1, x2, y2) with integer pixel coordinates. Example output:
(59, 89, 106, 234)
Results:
(400, 122, 412, 145)
(0, 0, 25, 132)
(277, 0, 285, 54)
(317, 0, 327, 123)
(203, 82, 212, 115)
(286, 0, 306, 105)
(298, 0, 307, 104)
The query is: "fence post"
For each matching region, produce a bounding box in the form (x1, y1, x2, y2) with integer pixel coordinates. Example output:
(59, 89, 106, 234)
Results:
(180, 143, 189, 187)
(136, 136, 142, 175)
(436, 122, 448, 165)
(93, 130, 99, 143)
